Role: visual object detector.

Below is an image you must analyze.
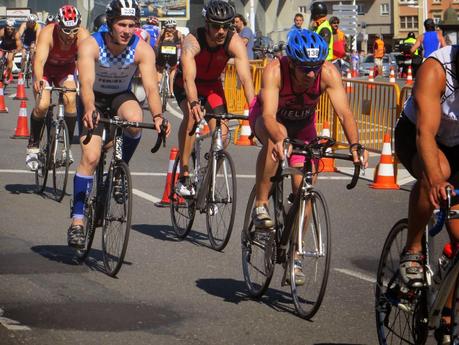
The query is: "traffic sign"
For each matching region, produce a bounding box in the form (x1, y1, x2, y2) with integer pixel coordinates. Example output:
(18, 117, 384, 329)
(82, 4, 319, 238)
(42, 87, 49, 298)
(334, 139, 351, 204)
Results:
(332, 4, 358, 11)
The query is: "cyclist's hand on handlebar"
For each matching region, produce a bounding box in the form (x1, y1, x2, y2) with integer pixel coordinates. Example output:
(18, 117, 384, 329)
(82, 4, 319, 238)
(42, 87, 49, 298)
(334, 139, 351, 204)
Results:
(153, 116, 171, 137)
(34, 79, 45, 95)
(430, 180, 455, 209)
(350, 144, 369, 169)
(271, 139, 290, 162)
(83, 109, 99, 130)
(189, 100, 204, 122)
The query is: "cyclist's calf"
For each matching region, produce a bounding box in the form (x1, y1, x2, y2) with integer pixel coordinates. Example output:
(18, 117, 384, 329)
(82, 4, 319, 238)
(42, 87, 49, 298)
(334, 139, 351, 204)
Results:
(79, 135, 103, 175)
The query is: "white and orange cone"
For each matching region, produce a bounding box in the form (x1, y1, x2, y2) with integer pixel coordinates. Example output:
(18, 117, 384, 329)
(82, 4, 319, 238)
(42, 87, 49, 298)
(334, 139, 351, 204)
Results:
(320, 121, 337, 172)
(367, 66, 376, 89)
(0, 81, 8, 113)
(389, 66, 396, 83)
(235, 119, 254, 146)
(346, 70, 353, 93)
(14, 72, 27, 100)
(155, 147, 184, 207)
(370, 131, 399, 189)
(11, 100, 29, 139)
(406, 65, 413, 85)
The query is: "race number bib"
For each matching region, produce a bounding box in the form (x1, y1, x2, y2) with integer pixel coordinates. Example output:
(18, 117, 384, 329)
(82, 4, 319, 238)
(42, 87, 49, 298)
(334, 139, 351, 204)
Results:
(161, 45, 177, 55)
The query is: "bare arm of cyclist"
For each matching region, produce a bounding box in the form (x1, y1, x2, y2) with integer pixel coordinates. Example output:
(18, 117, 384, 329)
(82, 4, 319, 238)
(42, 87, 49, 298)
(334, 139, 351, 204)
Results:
(181, 33, 204, 121)
(259, 59, 286, 161)
(17, 22, 26, 37)
(136, 39, 170, 135)
(321, 61, 368, 166)
(14, 32, 23, 53)
(76, 27, 90, 44)
(33, 25, 53, 92)
(414, 58, 450, 207)
(228, 33, 255, 104)
(35, 23, 42, 40)
(77, 36, 98, 130)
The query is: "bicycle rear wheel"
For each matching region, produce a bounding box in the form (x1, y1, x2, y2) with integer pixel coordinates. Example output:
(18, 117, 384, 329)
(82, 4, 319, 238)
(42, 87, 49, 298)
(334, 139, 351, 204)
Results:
(102, 161, 132, 277)
(51, 120, 70, 202)
(75, 173, 98, 261)
(375, 219, 428, 345)
(206, 150, 237, 251)
(170, 153, 196, 239)
(35, 121, 50, 193)
(241, 185, 275, 298)
(160, 72, 168, 112)
(290, 189, 331, 320)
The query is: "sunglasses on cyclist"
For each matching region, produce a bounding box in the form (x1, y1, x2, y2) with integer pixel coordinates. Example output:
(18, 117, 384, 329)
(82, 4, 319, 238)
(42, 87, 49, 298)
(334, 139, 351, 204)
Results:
(293, 61, 323, 74)
(61, 27, 79, 35)
(208, 22, 231, 31)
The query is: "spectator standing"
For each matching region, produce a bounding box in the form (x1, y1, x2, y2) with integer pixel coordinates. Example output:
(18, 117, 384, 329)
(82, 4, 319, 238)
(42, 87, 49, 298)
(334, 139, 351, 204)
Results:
(402, 31, 422, 77)
(329, 16, 346, 72)
(373, 34, 385, 77)
(410, 18, 446, 58)
(233, 14, 254, 60)
(310, 2, 333, 61)
(291, 13, 304, 30)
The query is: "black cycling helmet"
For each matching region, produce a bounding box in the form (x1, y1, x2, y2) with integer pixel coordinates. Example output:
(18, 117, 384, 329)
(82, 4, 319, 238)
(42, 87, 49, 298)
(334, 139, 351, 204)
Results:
(106, 0, 141, 27)
(93, 13, 107, 32)
(407, 31, 415, 39)
(310, 1, 327, 20)
(424, 18, 435, 31)
(203, 0, 235, 24)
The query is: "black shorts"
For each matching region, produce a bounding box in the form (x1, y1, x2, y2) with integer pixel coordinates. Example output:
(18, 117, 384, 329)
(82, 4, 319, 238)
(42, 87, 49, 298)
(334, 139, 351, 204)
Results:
(395, 114, 459, 183)
(156, 53, 177, 69)
(80, 91, 138, 137)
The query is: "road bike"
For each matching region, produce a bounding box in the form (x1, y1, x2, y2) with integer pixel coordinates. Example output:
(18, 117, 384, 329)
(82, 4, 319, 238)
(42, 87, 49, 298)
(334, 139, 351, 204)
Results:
(21, 47, 32, 88)
(158, 46, 176, 112)
(241, 137, 362, 319)
(169, 112, 248, 251)
(375, 188, 459, 344)
(75, 113, 167, 277)
(35, 85, 78, 201)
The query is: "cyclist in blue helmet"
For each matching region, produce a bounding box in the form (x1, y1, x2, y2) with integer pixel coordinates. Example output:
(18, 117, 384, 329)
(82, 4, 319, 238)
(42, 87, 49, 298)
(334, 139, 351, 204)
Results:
(249, 28, 367, 284)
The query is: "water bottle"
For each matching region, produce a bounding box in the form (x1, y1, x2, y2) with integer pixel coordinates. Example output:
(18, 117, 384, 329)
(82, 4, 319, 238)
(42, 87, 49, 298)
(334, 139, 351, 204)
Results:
(434, 242, 453, 284)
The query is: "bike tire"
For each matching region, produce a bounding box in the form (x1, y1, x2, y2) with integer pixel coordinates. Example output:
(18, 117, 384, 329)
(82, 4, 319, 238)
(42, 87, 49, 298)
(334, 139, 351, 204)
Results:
(241, 185, 275, 298)
(51, 120, 70, 202)
(375, 218, 428, 345)
(170, 153, 196, 239)
(206, 150, 237, 251)
(161, 72, 168, 112)
(290, 189, 331, 320)
(75, 173, 98, 261)
(102, 161, 132, 277)
(35, 120, 50, 194)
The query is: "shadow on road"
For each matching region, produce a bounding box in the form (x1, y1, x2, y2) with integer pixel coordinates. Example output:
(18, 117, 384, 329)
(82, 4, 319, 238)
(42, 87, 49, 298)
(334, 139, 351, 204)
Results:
(195, 278, 300, 317)
(132, 223, 212, 249)
(5, 183, 38, 195)
(315, 343, 367, 345)
(350, 256, 378, 276)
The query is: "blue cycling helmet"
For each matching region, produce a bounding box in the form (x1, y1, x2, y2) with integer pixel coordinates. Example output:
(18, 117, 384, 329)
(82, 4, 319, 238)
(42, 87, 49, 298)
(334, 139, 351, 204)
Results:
(286, 29, 328, 64)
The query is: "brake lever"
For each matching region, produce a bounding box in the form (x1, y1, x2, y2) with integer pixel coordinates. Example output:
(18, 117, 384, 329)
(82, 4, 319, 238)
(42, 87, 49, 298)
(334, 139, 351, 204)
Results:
(82, 111, 98, 145)
(151, 118, 168, 153)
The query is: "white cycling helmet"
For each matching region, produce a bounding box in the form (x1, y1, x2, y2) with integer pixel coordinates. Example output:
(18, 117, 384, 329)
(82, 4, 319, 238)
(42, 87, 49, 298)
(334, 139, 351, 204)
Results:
(27, 14, 38, 23)
(164, 19, 177, 28)
(5, 19, 16, 27)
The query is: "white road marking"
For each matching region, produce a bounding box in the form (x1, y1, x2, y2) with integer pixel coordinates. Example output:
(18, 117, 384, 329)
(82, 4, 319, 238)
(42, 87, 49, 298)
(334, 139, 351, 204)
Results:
(334, 268, 376, 284)
(132, 188, 161, 203)
(0, 308, 31, 331)
(165, 103, 183, 120)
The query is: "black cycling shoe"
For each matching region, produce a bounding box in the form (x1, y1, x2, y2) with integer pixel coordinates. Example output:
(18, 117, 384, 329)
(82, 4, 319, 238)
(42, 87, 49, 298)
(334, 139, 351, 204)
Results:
(67, 224, 85, 249)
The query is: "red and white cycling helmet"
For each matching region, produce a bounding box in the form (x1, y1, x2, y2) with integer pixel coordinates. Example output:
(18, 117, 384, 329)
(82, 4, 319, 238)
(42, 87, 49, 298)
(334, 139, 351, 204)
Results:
(57, 5, 81, 28)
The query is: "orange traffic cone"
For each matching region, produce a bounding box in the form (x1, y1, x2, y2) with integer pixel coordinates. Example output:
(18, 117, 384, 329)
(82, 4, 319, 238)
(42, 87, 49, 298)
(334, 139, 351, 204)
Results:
(389, 66, 396, 83)
(346, 70, 353, 93)
(155, 147, 184, 207)
(0, 81, 8, 113)
(352, 67, 358, 78)
(406, 65, 413, 85)
(320, 121, 337, 172)
(14, 72, 27, 100)
(367, 66, 376, 89)
(370, 131, 399, 189)
(243, 103, 249, 118)
(235, 119, 254, 146)
(11, 100, 29, 139)
(199, 120, 210, 136)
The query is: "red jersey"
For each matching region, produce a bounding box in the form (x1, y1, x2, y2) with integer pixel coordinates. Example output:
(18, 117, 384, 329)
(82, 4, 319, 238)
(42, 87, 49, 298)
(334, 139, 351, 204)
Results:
(44, 24, 78, 67)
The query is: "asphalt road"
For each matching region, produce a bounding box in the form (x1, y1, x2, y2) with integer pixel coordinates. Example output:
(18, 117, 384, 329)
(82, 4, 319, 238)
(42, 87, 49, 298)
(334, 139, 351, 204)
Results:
(0, 82, 423, 345)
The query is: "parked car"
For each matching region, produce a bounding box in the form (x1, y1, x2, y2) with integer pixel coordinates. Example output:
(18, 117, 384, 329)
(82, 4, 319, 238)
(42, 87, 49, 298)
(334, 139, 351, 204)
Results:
(0, 18, 45, 75)
(358, 53, 403, 77)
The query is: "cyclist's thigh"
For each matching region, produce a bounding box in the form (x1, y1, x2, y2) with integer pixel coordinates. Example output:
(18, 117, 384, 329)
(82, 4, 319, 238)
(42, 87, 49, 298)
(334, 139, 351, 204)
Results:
(35, 79, 51, 116)
(114, 91, 142, 121)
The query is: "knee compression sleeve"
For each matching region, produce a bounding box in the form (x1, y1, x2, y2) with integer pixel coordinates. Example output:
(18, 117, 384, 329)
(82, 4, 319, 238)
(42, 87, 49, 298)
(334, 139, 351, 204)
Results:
(72, 173, 94, 220)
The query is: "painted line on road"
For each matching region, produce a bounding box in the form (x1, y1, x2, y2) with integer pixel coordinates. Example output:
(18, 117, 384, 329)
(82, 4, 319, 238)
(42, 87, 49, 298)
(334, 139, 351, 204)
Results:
(132, 188, 161, 203)
(334, 268, 376, 284)
(0, 308, 31, 331)
(165, 103, 183, 120)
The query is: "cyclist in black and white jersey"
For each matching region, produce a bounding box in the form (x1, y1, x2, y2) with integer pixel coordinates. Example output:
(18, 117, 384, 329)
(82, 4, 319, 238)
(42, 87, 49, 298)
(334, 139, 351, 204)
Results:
(68, 0, 170, 248)
(17, 14, 41, 72)
(395, 44, 459, 343)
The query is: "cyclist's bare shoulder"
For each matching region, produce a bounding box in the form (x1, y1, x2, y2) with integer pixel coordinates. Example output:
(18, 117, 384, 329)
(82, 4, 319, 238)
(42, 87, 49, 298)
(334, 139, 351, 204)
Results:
(181, 33, 200, 57)
(77, 27, 90, 42)
(134, 38, 155, 63)
(414, 58, 446, 96)
(261, 59, 281, 88)
(320, 61, 342, 89)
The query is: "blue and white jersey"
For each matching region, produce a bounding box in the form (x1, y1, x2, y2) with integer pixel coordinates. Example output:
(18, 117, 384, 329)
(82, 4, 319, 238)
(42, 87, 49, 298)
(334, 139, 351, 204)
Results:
(142, 24, 160, 48)
(98, 23, 109, 33)
(93, 32, 139, 94)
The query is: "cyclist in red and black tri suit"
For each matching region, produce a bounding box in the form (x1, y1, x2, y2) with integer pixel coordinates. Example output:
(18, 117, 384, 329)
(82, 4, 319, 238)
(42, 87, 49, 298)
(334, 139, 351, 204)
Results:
(0, 19, 22, 83)
(174, 0, 255, 196)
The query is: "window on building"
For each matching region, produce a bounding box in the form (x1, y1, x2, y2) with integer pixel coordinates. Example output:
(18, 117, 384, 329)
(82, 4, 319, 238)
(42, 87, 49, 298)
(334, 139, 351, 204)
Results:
(357, 4, 365, 15)
(432, 0, 441, 3)
(399, 0, 418, 4)
(380, 3, 389, 15)
(432, 16, 441, 24)
(400, 16, 418, 29)
(298, 6, 307, 13)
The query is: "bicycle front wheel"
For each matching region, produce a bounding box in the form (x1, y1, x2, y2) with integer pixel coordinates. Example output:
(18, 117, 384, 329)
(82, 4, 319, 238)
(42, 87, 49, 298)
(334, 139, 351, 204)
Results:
(290, 189, 331, 320)
(102, 161, 132, 277)
(170, 153, 196, 239)
(241, 185, 275, 298)
(375, 219, 428, 345)
(51, 120, 70, 202)
(35, 121, 50, 193)
(206, 150, 237, 251)
(160, 73, 168, 112)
